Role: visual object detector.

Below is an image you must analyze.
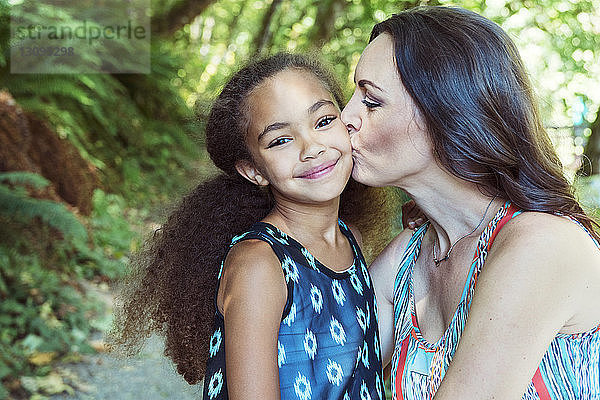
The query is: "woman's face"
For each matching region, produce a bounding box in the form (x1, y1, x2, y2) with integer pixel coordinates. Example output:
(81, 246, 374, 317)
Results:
(240, 69, 353, 204)
(341, 33, 432, 187)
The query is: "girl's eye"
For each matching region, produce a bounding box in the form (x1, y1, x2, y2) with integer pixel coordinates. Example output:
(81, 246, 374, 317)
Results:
(361, 98, 381, 109)
(316, 115, 337, 129)
(267, 137, 291, 148)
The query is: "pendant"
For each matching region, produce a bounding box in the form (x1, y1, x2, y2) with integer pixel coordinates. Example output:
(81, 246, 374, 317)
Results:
(433, 254, 448, 267)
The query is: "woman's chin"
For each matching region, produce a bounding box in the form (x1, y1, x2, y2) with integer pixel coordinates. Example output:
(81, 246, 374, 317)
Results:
(351, 166, 390, 188)
(351, 166, 374, 186)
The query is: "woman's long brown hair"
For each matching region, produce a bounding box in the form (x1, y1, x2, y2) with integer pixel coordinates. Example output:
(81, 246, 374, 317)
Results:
(372, 6, 599, 242)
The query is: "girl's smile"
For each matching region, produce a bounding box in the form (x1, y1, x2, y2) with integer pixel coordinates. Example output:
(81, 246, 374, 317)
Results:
(295, 159, 338, 179)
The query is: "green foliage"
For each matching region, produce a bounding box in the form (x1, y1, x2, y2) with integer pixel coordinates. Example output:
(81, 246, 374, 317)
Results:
(0, 5, 200, 206)
(73, 190, 143, 281)
(576, 174, 600, 221)
(2, 68, 198, 205)
(0, 172, 87, 240)
(171, 0, 599, 173)
(0, 241, 102, 396)
(0, 171, 50, 190)
(0, 182, 138, 395)
(172, 0, 599, 122)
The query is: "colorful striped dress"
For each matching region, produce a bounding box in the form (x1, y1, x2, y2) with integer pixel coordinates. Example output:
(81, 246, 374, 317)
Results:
(391, 201, 600, 399)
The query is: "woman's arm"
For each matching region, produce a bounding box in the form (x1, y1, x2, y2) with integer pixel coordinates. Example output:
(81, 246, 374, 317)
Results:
(220, 240, 288, 400)
(433, 213, 600, 399)
(347, 224, 364, 248)
(369, 228, 414, 367)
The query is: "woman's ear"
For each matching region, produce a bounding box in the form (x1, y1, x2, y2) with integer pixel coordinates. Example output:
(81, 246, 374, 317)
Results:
(235, 160, 270, 186)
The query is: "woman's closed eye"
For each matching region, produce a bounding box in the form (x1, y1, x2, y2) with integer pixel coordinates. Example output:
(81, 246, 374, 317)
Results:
(361, 97, 381, 109)
(315, 115, 337, 129)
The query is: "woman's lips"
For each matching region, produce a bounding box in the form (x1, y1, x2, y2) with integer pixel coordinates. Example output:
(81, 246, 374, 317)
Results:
(297, 160, 337, 179)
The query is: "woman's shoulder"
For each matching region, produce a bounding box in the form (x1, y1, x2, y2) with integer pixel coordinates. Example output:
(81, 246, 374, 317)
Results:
(381, 226, 418, 262)
(369, 227, 420, 298)
(483, 210, 600, 332)
(492, 210, 599, 258)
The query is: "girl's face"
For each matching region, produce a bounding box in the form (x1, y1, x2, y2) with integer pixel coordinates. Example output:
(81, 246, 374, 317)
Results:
(341, 33, 432, 187)
(239, 69, 353, 204)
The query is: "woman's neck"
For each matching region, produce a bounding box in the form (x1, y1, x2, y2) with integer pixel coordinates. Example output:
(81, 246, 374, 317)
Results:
(399, 168, 504, 254)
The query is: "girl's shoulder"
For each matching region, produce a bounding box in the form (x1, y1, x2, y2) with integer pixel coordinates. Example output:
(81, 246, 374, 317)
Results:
(219, 239, 288, 315)
(345, 223, 363, 248)
(224, 239, 285, 284)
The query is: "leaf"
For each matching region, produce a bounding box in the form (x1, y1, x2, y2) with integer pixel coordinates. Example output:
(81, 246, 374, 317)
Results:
(0, 172, 50, 190)
(0, 185, 87, 239)
(28, 351, 57, 366)
(21, 373, 74, 395)
(20, 334, 44, 353)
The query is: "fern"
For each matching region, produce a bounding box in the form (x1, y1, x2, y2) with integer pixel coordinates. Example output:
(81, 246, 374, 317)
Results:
(0, 171, 51, 190)
(0, 0, 198, 205)
(0, 172, 87, 239)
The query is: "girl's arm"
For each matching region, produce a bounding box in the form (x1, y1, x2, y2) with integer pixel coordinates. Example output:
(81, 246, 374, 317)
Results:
(433, 213, 600, 399)
(219, 240, 288, 400)
(369, 228, 414, 367)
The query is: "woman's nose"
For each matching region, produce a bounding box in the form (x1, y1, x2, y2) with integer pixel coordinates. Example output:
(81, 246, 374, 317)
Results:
(341, 98, 361, 135)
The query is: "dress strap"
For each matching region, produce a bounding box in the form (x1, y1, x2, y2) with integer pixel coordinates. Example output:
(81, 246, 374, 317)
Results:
(461, 201, 521, 304)
(390, 223, 429, 398)
(337, 219, 367, 267)
(393, 223, 429, 335)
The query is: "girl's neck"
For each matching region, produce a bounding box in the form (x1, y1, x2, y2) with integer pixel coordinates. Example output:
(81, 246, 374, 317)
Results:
(262, 195, 342, 247)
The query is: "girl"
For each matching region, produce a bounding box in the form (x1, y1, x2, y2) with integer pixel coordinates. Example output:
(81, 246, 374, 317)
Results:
(110, 53, 397, 399)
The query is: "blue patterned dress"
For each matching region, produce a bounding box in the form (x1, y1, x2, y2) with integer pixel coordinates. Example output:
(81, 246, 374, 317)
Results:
(202, 219, 384, 400)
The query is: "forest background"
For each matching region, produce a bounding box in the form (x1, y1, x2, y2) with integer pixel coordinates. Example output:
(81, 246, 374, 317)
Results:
(0, 0, 599, 398)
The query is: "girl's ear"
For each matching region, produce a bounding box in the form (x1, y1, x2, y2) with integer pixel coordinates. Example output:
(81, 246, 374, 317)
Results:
(235, 160, 270, 186)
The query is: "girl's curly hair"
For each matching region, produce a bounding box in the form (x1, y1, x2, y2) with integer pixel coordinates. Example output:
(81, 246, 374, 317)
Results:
(107, 53, 400, 384)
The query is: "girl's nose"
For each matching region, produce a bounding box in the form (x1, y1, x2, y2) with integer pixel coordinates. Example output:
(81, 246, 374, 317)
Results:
(300, 138, 326, 160)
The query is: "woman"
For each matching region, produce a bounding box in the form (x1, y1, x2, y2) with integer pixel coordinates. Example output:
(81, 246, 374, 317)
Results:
(341, 6, 600, 400)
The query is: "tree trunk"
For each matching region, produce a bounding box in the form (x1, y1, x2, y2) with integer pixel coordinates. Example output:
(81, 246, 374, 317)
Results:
(153, 0, 217, 36)
(253, 0, 283, 56)
(307, 0, 347, 47)
(0, 91, 99, 215)
(582, 113, 600, 175)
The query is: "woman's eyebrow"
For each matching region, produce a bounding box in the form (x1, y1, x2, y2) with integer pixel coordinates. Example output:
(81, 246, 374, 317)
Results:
(358, 79, 385, 93)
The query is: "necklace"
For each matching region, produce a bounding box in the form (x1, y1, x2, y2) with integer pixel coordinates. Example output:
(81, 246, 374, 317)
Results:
(432, 195, 497, 267)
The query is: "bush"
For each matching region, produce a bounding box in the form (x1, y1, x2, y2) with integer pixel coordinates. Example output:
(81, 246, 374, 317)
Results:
(0, 173, 139, 397)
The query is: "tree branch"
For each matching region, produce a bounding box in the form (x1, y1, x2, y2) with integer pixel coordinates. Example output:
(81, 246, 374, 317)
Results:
(253, 0, 283, 55)
(153, 0, 216, 36)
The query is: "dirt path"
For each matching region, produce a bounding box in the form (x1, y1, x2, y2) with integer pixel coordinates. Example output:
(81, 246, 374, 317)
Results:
(49, 335, 202, 400)
(47, 283, 203, 400)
